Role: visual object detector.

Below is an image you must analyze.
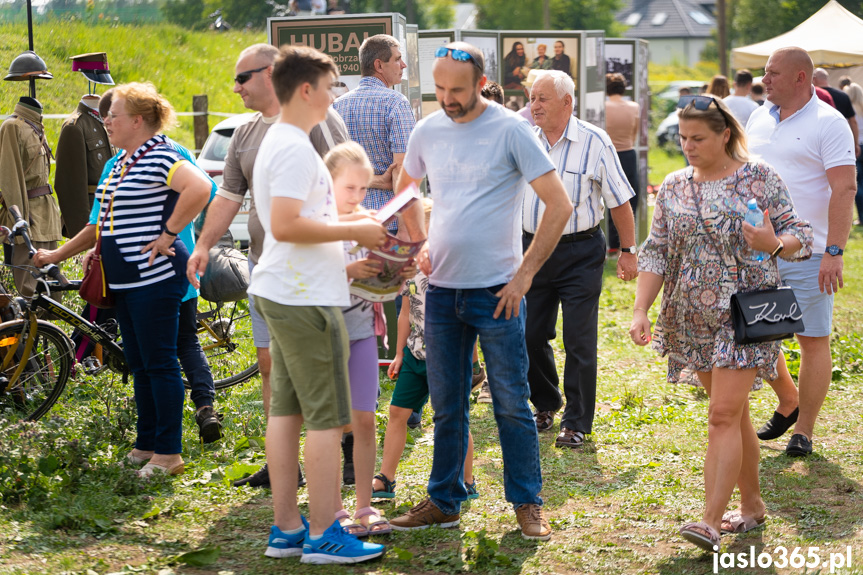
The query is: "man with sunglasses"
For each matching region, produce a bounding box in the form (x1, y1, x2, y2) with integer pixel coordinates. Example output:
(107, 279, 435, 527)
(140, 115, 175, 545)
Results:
(746, 47, 857, 457)
(333, 34, 415, 233)
(187, 43, 348, 488)
(389, 42, 571, 541)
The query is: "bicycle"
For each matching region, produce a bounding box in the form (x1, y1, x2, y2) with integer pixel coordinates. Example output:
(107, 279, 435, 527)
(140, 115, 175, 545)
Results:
(0, 206, 257, 422)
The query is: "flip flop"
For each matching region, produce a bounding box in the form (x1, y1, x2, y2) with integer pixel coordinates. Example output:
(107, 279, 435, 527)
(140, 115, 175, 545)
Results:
(137, 461, 184, 478)
(680, 521, 720, 552)
(354, 506, 392, 537)
(721, 511, 766, 534)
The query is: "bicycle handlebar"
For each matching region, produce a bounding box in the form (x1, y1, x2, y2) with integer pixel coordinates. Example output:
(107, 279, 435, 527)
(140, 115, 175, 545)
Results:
(5, 205, 71, 288)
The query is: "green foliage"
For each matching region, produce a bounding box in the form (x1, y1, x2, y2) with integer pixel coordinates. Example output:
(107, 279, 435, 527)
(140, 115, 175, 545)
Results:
(161, 0, 208, 30)
(475, 0, 625, 35)
(461, 529, 512, 570)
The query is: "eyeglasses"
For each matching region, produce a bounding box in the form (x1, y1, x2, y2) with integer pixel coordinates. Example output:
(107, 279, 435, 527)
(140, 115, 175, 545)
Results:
(434, 47, 483, 71)
(234, 65, 269, 85)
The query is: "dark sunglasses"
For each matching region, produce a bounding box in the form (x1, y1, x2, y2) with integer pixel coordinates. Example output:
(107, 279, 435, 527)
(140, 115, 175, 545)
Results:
(234, 65, 269, 85)
(677, 94, 718, 111)
(434, 46, 483, 71)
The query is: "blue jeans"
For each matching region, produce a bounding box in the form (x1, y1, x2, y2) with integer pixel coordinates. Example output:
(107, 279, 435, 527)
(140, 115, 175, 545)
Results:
(425, 284, 543, 514)
(115, 274, 187, 454)
(178, 297, 215, 409)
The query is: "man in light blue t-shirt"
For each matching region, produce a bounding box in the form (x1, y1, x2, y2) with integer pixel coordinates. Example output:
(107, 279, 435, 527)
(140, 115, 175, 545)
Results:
(389, 42, 572, 541)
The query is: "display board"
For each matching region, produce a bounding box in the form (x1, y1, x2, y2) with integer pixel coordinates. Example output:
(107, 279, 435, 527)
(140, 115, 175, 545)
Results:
(406, 24, 422, 121)
(605, 38, 650, 243)
(268, 13, 409, 95)
(499, 32, 581, 115)
(417, 30, 455, 117)
(582, 31, 605, 128)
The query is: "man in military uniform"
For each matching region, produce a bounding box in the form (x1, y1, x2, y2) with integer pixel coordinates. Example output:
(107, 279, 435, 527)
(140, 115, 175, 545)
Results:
(54, 53, 115, 237)
(1, 51, 63, 296)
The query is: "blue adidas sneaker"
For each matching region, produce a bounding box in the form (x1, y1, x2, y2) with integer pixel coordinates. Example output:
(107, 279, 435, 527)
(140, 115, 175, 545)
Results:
(265, 516, 308, 558)
(301, 519, 385, 564)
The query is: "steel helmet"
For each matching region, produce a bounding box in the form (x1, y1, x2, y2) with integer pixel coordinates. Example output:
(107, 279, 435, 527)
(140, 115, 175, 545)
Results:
(4, 50, 53, 81)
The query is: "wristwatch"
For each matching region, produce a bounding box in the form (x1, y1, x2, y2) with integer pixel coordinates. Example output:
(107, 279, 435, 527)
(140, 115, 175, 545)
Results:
(826, 245, 844, 256)
(621, 245, 637, 255)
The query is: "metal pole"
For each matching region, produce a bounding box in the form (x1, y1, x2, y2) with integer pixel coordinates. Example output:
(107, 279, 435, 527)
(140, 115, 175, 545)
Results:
(543, 0, 550, 29)
(27, 0, 36, 98)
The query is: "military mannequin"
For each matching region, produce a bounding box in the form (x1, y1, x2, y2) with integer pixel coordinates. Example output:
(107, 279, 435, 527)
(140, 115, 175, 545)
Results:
(0, 51, 63, 296)
(54, 53, 115, 238)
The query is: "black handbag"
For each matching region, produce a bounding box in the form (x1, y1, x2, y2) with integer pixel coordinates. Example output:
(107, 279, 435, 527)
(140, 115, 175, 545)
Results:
(730, 286, 805, 344)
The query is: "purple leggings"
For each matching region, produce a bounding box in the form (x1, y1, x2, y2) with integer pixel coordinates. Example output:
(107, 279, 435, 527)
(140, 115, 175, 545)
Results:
(348, 336, 379, 412)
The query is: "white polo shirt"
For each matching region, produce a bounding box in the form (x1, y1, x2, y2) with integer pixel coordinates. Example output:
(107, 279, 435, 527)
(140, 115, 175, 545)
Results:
(746, 90, 855, 253)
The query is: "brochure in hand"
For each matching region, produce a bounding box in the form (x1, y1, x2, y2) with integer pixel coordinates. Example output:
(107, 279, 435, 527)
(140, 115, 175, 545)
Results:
(350, 184, 425, 302)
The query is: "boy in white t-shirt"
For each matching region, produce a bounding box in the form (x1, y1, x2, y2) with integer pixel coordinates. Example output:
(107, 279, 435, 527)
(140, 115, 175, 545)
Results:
(247, 45, 387, 565)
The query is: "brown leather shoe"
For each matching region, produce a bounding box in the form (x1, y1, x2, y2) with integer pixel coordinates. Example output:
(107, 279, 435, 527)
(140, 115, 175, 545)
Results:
(515, 504, 552, 540)
(555, 427, 585, 448)
(533, 410, 557, 432)
(390, 498, 460, 530)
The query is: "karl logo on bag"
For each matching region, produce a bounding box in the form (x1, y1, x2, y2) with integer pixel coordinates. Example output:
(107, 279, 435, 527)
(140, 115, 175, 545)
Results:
(745, 300, 803, 326)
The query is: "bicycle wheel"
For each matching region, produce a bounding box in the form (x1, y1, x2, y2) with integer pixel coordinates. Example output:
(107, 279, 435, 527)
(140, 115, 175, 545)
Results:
(184, 298, 258, 390)
(0, 320, 74, 422)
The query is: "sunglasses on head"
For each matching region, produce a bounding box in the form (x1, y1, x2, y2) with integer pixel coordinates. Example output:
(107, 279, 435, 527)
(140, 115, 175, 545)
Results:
(677, 94, 718, 111)
(234, 65, 269, 85)
(434, 46, 483, 71)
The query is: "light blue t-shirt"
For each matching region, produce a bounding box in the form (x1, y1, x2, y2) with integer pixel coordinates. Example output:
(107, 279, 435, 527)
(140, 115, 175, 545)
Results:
(403, 103, 554, 288)
(90, 139, 217, 302)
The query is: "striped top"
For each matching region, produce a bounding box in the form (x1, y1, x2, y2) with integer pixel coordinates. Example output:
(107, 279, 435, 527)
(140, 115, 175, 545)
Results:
(96, 134, 190, 290)
(522, 116, 634, 235)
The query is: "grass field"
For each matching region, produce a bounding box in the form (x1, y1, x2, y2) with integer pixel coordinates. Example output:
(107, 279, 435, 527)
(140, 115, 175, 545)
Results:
(1, 225, 862, 574)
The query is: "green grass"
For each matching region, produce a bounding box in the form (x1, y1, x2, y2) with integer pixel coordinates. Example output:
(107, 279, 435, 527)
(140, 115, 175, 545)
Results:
(2, 230, 863, 574)
(1, 20, 265, 153)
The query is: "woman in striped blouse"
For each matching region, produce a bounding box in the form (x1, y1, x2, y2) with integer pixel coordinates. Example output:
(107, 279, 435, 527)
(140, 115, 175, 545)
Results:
(100, 83, 211, 477)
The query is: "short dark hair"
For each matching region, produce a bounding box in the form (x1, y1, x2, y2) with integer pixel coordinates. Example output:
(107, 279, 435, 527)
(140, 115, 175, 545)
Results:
(99, 88, 113, 118)
(481, 81, 504, 104)
(359, 34, 399, 77)
(272, 45, 338, 105)
(839, 75, 852, 89)
(734, 69, 753, 87)
(751, 82, 764, 96)
(606, 73, 626, 96)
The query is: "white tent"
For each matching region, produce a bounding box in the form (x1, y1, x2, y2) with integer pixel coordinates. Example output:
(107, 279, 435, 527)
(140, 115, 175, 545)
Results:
(731, 0, 863, 69)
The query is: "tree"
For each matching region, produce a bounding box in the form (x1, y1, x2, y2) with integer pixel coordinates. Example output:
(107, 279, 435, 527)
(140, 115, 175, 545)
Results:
(162, 0, 207, 29)
(475, 0, 624, 34)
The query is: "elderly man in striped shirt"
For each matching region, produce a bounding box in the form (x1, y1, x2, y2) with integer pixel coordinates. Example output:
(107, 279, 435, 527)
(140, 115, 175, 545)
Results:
(333, 34, 415, 232)
(524, 70, 637, 448)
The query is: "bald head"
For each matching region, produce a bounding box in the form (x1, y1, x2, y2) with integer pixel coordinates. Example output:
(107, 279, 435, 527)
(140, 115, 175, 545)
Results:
(764, 47, 815, 112)
(434, 41, 485, 83)
(773, 47, 814, 81)
(813, 67, 830, 87)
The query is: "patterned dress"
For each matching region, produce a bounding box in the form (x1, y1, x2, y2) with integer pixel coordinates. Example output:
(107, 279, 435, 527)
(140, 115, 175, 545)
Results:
(638, 161, 813, 383)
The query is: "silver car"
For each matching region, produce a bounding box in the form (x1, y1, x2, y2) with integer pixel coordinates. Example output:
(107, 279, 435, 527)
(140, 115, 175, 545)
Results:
(196, 113, 256, 246)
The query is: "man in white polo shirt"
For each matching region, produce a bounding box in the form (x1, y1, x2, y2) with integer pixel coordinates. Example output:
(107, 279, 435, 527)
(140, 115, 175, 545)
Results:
(746, 47, 857, 457)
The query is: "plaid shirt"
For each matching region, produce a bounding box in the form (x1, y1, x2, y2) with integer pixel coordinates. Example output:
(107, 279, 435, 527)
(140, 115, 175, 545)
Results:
(333, 76, 415, 230)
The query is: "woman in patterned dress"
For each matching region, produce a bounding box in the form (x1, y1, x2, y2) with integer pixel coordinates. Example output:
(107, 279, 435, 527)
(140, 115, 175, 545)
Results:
(628, 95, 812, 551)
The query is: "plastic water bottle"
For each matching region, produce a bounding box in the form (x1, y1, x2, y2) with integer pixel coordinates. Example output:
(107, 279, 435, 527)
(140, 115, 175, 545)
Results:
(744, 198, 766, 262)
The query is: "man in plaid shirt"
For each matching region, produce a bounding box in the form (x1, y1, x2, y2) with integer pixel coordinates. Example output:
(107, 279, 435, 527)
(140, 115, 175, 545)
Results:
(334, 34, 416, 232)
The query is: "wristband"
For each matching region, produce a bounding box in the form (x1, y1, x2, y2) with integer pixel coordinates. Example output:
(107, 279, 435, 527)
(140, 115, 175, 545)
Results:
(770, 238, 784, 259)
(634, 307, 648, 314)
(163, 227, 178, 237)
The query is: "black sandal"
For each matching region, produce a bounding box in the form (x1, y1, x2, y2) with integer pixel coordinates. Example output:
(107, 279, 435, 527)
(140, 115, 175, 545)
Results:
(372, 473, 396, 499)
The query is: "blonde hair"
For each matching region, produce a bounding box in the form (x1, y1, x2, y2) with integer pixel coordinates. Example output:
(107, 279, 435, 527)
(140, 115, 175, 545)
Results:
(324, 142, 374, 211)
(678, 94, 748, 162)
(112, 82, 176, 133)
(845, 82, 863, 118)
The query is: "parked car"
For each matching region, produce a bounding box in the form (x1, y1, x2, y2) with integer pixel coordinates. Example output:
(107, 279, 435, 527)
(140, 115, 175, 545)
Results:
(196, 113, 256, 246)
(654, 80, 705, 102)
(656, 110, 681, 150)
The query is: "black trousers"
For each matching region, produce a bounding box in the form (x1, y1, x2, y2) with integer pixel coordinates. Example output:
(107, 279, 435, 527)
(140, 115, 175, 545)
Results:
(607, 148, 639, 250)
(523, 230, 605, 433)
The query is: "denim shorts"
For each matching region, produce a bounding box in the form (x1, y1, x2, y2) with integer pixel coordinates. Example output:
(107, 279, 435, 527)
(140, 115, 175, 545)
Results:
(247, 260, 270, 348)
(778, 254, 833, 337)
